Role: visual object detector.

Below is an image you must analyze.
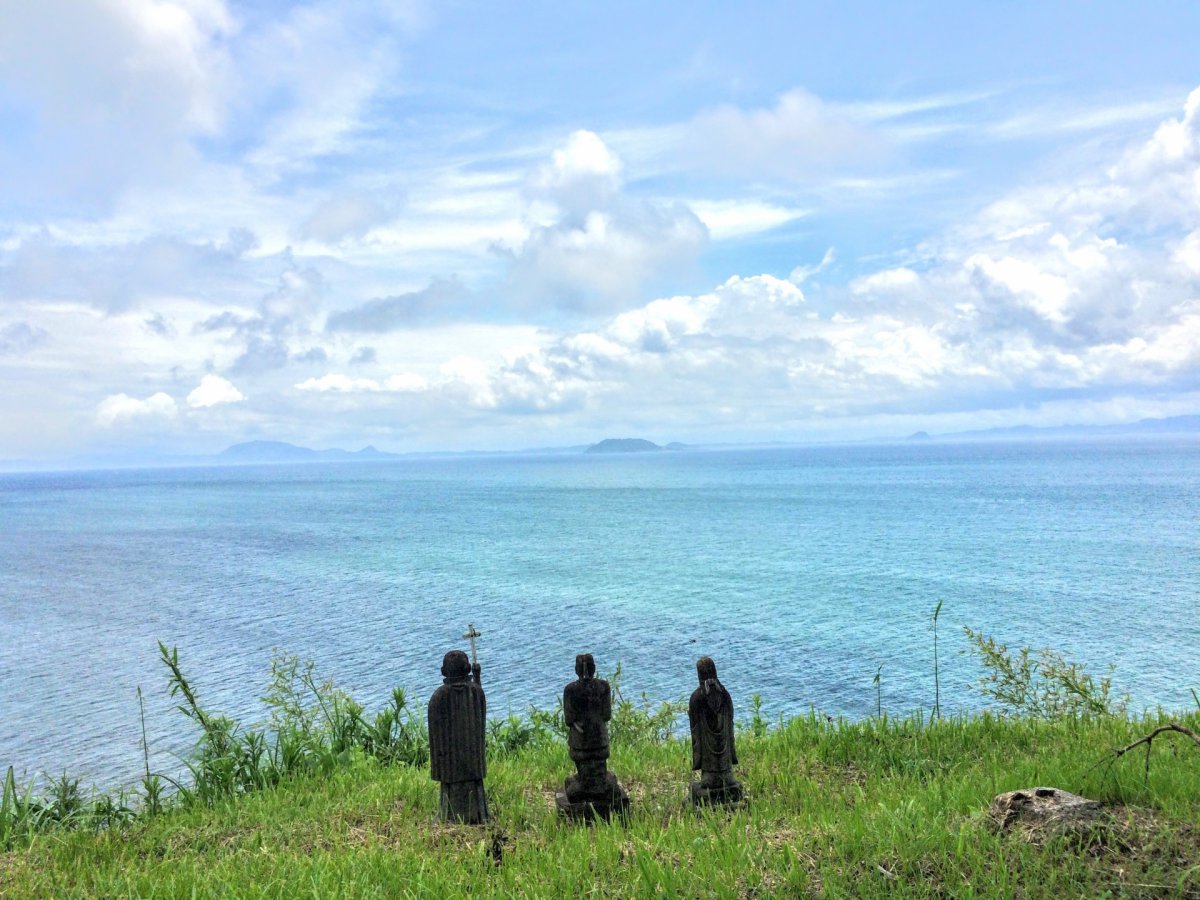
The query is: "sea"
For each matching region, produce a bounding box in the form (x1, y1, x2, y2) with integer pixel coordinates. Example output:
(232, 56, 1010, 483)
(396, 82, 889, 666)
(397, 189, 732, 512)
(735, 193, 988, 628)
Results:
(2, 436, 1198, 790)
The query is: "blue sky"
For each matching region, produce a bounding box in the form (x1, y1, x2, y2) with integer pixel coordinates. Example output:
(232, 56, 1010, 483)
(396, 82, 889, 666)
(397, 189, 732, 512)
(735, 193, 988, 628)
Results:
(2, 0, 1200, 459)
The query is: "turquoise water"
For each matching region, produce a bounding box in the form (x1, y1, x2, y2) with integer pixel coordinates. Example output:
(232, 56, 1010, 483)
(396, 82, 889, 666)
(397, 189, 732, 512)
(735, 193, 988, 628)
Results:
(1, 437, 1198, 788)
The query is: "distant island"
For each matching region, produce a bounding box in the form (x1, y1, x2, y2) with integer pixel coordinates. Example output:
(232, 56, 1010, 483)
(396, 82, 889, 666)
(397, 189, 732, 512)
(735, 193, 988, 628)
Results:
(585, 438, 663, 454)
(219, 440, 400, 464)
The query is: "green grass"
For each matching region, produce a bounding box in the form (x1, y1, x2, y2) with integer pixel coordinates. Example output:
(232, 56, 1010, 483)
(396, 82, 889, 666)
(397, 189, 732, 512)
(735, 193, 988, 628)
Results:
(4, 710, 1199, 898)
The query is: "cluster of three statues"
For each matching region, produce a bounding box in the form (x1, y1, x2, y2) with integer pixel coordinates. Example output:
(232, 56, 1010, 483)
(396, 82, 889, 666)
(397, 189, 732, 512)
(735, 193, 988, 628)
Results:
(428, 650, 742, 824)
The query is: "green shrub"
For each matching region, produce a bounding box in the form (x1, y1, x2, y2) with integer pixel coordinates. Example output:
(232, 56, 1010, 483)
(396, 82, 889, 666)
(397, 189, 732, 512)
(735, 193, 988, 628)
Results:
(963, 626, 1129, 718)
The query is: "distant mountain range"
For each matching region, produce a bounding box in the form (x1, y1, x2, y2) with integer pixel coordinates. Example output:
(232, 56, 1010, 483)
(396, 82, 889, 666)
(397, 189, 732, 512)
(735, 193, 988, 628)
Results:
(220, 437, 694, 463)
(218, 440, 401, 463)
(918, 414, 1200, 442)
(2, 417, 1195, 473)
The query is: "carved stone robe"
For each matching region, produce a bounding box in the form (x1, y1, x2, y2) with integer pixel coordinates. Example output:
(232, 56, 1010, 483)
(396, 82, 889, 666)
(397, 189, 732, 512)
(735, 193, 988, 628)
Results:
(689, 679, 737, 775)
(564, 676, 611, 762)
(428, 675, 487, 784)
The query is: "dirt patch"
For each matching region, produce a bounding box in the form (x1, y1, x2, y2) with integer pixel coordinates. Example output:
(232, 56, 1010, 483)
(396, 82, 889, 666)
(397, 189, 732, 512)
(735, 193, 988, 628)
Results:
(0, 850, 31, 895)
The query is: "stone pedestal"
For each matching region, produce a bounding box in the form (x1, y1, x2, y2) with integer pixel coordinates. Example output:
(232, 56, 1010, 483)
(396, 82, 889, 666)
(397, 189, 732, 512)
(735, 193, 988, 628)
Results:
(555, 769, 630, 823)
(689, 771, 744, 807)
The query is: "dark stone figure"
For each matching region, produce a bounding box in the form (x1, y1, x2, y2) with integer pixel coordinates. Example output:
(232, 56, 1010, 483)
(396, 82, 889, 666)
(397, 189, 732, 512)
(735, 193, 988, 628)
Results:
(556, 653, 630, 822)
(427, 650, 490, 824)
(688, 656, 743, 806)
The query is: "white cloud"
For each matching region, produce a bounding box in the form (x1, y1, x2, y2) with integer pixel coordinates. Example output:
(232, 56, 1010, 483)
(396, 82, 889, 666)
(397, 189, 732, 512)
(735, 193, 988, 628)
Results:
(1175, 230, 1200, 274)
(298, 193, 394, 243)
(0, 322, 49, 355)
(984, 96, 1184, 141)
(235, 0, 425, 181)
(965, 254, 1074, 324)
(3, 13, 1200, 459)
(421, 86, 1200, 430)
(383, 373, 429, 392)
(96, 392, 178, 427)
(789, 248, 837, 285)
(509, 131, 708, 312)
(850, 267, 920, 295)
(0, 229, 266, 312)
(295, 372, 428, 393)
(528, 130, 622, 219)
(511, 206, 707, 311)
(325, 279, 466, 331)
(133, 75, 1200, 440)
(0, 0, 234, 208)
(186, 374, 244, 408)
(686, 88, 886, 179)
(689, 200, 808, 240)
(295, 374, 380, 393)
(428, 275, 817, 417)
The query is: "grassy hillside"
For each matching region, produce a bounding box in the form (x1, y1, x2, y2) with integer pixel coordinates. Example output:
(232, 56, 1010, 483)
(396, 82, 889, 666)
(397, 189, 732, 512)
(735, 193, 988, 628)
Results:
(4, 710, 1200, 898)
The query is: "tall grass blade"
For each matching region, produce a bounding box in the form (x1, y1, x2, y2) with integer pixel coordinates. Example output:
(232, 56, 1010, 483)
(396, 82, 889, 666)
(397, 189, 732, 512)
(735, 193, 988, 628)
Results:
(932, 600, 943, 720)
(873, 663, 883, 718)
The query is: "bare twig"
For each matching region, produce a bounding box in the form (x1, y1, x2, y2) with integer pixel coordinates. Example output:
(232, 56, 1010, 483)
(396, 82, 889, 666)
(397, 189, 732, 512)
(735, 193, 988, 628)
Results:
(1113, 723, 1200, 757)
(1105, 723, 1200, 786)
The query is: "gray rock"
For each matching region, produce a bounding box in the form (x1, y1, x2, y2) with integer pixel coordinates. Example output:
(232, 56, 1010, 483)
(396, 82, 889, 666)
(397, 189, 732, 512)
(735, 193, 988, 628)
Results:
(989, 787, 1104, 835)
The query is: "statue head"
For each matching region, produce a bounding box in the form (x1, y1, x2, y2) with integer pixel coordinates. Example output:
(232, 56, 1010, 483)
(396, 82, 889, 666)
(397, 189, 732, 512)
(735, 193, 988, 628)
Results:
(575, 653, 596, 679)
(696, 656, 718, 684)
(441, 649, 471, 680)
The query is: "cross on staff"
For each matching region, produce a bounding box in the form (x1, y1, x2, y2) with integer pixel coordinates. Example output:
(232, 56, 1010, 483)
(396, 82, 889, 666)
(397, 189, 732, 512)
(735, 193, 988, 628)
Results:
(463, 624, 482, 667)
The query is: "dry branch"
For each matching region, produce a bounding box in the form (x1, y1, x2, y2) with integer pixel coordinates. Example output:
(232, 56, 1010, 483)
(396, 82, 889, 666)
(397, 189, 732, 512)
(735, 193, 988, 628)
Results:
(1107, 722, 1200, 784)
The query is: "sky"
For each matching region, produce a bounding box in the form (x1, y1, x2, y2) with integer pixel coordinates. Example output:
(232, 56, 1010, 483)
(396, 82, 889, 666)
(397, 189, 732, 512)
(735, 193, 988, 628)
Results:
(2, 0, 1200, 459)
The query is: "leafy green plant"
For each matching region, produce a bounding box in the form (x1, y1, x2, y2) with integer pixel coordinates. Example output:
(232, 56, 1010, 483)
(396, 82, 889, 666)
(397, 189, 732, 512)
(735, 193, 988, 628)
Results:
(606, 662, 685, 745)
(365, 687, 428, 766)
(159, 643, 431, 805)
(44, 773, 85, 825)
(262, 654, 320, 739)
(489, 710, 557, 756)
(1, 765, 41, 850)
(87, 792, 134, 832)
(963, 626, 1129, 718)
(746, 692, 769, 738)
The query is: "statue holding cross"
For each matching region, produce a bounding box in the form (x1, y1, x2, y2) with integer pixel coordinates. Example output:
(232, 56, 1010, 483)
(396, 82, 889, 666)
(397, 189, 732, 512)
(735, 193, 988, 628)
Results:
(426, 625, 490, 823)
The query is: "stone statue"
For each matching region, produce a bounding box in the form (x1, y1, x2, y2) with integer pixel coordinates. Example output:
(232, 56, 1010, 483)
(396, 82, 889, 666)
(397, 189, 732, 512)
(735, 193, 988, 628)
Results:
(427, 649, 490, 823)
(688, 656, 743, 806)
(556, 653, 630, 822)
